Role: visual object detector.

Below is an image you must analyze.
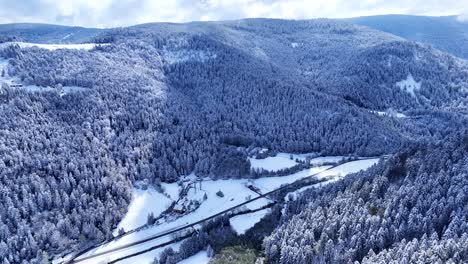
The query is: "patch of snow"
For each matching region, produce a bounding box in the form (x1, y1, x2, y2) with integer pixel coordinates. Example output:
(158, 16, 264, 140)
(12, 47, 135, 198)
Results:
(396, 74, 421, 97)
(114, 186, 173, 233)
(258, 148, 268, 154)
(371, 110, 407, 118)
(162, 182, 180, 201)
(249, 153, 348, 172)
(309, 156, 346, 165)
(177, 250, 211, 264)
(229, 209, 269, 235)
(251, 166, 330, 193)
(0, 41, 103, 51)
(107, 241, 183, 264)
(315, 158, 380, 181)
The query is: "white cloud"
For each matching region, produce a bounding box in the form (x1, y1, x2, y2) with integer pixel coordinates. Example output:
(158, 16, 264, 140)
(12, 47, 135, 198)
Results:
(0, 0, 466, 27)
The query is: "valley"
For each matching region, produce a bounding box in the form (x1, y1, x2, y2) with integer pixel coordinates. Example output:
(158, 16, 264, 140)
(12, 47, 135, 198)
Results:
(56, 156, 380, 264)
(0, 15, 466, 264)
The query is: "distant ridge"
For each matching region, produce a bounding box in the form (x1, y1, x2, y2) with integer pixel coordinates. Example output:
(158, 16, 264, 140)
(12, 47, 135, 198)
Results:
(0, 23, 103, 43)
(346, 15, 468, 59)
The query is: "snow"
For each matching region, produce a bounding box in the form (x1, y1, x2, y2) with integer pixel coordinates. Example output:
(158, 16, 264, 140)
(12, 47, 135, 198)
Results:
(229, 209, 269, 235)
(309, 156, 346, 165)
(251, 166, 330, 193)
(249, 155, 298, 171)
(0, 41, 103, 51)
(284, 158, 380, 201)
(249, 152, 349, 172)
(372, 110, 407, 118)
(103, 241, 182, 264)
(162, 182, 180, 201)
(115, 186, 173, 233)
(177, 250, 211, 264)
(71, 178, 271, 264)
(314, 158, 380, 181)
(396, 73, 421, 97)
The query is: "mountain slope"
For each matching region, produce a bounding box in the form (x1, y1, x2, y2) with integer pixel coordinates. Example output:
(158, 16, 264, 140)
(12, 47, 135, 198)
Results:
(0, 23, 103, 43)
(265, 134, 468, 263)
(346, 15, 468, 59)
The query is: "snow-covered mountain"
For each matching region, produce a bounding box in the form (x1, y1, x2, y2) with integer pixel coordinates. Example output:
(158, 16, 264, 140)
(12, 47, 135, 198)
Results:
(346, 15, 468, 59)
(0, 18, 466, 264)
(0, 23, 103, 44)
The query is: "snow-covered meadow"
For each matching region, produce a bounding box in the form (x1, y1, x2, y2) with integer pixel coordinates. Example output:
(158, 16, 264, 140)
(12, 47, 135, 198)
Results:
(396, 73, 421, 97)
(248, 152, 349, 172)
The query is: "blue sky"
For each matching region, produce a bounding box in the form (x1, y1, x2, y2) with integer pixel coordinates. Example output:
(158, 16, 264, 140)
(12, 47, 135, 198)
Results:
(0, 0, 466, 28)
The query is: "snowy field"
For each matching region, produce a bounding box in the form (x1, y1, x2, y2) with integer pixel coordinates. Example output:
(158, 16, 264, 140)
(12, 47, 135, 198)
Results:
(55, 156, 380, 264)
(251, 166, 331, 193)
(396, 73, 421, 97)
(249, 154, 298, 171)
(249, 152, 349, 172)
(115, 186, 173, 233)
(316, 158, 380, 180)
(177, 250, 210, 264)
(285, 158, 380, 201)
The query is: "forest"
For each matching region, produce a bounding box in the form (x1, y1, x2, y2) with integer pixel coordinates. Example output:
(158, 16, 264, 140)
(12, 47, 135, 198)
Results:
(0, 18, 467, 263)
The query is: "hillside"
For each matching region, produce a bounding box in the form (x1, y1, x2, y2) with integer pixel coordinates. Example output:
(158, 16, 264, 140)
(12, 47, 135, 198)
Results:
(265, 135, 468, 263)
(0, 18, 466, 263)
(346, 15, 468, 59)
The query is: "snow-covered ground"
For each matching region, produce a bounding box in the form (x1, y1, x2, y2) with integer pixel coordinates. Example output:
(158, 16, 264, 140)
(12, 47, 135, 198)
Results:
(56, 156, 380, 264)
(162, 182, 181, 200)
(285, 158, 380, 202)
(229, 208, 270, 235)
(316, 158, 379, 180)
(250, 166, 331, 193)
(177, 250, 211, 264)
(249, 154, 298, 171)
(249, 152, 349, 172)
(0, 41, 103, 51)
(396, 73, 421, 97)
(115, 186, 173, 233)
(309, 156, 346, 165)
(291, 42, 301, 48)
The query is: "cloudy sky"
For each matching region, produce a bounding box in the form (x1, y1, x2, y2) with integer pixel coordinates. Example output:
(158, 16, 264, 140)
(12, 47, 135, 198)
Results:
(0, 0, 466, 28)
